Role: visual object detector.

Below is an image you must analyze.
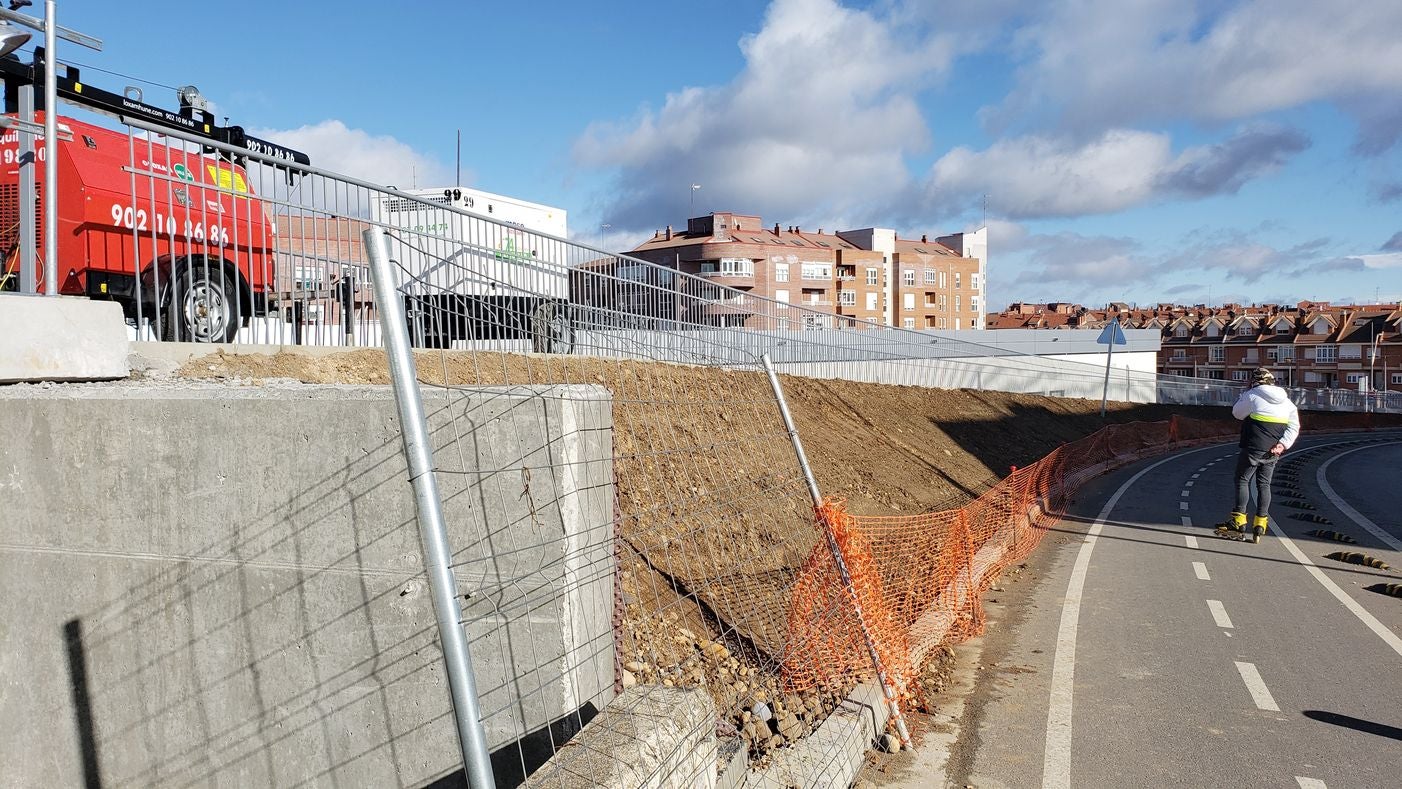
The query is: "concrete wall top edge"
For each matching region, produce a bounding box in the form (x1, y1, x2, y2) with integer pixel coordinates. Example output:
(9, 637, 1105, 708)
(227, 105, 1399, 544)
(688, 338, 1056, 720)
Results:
(0, 381, 613, 402)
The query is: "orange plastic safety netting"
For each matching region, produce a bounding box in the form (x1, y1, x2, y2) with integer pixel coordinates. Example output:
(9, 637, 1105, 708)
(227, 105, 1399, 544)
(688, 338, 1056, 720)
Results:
(781, 415, 1240, 699)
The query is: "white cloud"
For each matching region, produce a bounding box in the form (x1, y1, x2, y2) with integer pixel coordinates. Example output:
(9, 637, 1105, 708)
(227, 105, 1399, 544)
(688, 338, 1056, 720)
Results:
(988, 1, 1402, 153)
(1357, 252, 1402, 270)
(925, 125, 1308, 219)
(249, 120, 452, 188)
(573, 0, 950, 229)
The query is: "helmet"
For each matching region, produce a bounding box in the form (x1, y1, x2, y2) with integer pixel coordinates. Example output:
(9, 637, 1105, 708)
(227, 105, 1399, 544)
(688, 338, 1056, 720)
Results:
(1252, 367, 1276, 385)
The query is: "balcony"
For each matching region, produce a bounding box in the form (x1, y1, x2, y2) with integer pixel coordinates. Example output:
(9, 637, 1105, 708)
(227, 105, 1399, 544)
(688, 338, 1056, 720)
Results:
(697, 270, 755, 287)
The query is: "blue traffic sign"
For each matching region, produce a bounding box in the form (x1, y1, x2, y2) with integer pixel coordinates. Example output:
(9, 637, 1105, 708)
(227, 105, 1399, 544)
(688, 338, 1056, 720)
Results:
(1097, 322, 1128, 346)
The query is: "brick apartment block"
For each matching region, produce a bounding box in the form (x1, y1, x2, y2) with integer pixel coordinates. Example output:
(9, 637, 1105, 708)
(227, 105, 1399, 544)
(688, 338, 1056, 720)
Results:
(622, 213, 986, 331)
(990, 301, 1402, 393)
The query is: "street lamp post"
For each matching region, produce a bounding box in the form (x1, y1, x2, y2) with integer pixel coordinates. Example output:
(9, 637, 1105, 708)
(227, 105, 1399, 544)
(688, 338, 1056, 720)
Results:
(690, 183, 700, 215)
(599, 223, 611, 250)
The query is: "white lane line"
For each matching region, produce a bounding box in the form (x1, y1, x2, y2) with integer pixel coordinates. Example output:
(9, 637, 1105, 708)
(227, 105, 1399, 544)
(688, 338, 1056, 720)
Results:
(1181, 490, 1190, 498)
(1181, 516, 1193, 527)
(1270, 520, 1402, 657)
(1180, 501, 1190, 511)
(1207, 599, 1234, 628)
(1234, 661, 1280, 711)
(1317, 443, 1402, 552)
(1191, 473, 1201, 479)
(1193, 562, 1210, 580)
(1295, 778, 1327, 789)
(1043, 451, 1197, 789)
(1185, 535, 1198, 548)
(1186, 480, 1195, 487)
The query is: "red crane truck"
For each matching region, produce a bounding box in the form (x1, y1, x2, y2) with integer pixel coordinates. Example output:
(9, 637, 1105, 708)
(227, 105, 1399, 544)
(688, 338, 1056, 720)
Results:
(0, 51, 309, 342)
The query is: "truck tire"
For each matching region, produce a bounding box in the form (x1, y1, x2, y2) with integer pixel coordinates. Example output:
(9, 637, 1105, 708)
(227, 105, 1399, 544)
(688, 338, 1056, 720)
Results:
(162, 261, 243, 344)
(531, 300, 574, 354)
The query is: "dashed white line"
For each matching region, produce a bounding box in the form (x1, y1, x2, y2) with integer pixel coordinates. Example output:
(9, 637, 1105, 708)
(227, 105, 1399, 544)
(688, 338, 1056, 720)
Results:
(1180, 501, 1190, 511)
(1317, 445, 1402, 552)
(1180, 490, 1190, 498)
(1234, 661, 1280, 711)
(1185, 535, 1198, 548)
(1186, 480, 1195, 487)
(1207, 599, 1234, 628)
(1295, 777, 1327, 789)
(1191, 473, 1201, 480)
(1193, 562, 1210, 580)
(1180, 516, 1193, 527)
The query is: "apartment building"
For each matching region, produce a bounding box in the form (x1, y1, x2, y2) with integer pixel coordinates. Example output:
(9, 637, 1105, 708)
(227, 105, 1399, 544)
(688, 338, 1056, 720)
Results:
(990, 301, 1402, 393)
(625, 212, 985, 330)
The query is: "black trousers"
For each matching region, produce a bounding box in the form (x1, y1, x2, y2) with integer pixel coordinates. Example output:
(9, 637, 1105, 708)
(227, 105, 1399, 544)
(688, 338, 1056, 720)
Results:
(1233, 449, 1278, 517)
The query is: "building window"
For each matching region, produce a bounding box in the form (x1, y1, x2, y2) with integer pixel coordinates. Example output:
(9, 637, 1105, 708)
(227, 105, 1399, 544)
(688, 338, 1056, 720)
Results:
(1392, 373, 1402, 385)
(838, 290, 856, 306)
(1275, 324, 1291, 334)
(939, 294, 947, 309)
(903, 317, 915, 329)
(903, 293, 915, 311)
(1174, 326, 1189, 338)
(1315, 345, 1337, 363)
(955, 272, 962, 289)
(971, 273, 980, 291)
(699, 257, 753, 276)
(774, 262, 789, 282)
(1172, 349, 1187, 359)
(970, 296, 980, 312)
(1345, 373, 1367, 384)
(954, 294, 961, 312)
(1339, 345, 1362, 360)
(939, 271, 947, 288)
(1232, 370, 1248, 381)
(801, 262, 832, 280)
(1237, 323, 1254, 336)
(1313, 319, 1330, 335)
(970, 318, 978, 329)
(774, 289, 789, 304)
(865, 267, 878, 285)
(1204, 324, 1220, 337)
(903, 269, 915, 286)
(865, 292, 878, 311)
(1277, 346, 1295, 361)
(924, 269, 936, 285)
(1209, 346, 1225, 362)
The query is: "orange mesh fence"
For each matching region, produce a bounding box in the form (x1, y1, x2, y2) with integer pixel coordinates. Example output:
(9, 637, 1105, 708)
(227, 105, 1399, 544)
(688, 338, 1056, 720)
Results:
(783, 415, 1243, 699)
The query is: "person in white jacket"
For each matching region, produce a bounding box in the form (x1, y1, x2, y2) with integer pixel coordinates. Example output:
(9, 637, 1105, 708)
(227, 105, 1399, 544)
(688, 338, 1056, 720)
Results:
(1216, 368, 1301, 543)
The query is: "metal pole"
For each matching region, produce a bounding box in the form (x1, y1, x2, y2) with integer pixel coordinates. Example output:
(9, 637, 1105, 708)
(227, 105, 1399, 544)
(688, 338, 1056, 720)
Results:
(760, 353, 913, 750)
(18, 84, 36, 293)
(1099, 336, 1115, 417)
(363, 228, 496, 789)
(42, 0, 57, 296)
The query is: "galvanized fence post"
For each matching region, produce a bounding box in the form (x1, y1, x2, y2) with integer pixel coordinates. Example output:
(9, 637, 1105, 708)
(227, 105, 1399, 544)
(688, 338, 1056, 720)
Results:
(363, 227, 496, 789)
(760, 353, 914, 750)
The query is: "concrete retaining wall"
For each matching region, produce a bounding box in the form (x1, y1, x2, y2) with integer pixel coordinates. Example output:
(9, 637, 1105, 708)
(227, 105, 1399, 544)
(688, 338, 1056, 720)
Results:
(0, 382, 616, 787)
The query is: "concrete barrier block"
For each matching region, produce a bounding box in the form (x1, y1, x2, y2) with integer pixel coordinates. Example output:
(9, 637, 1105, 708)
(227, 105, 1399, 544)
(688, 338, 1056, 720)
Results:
(526, 686, 718, 789)
(0, 382, 615, 788)
(0, 295, 128, 383)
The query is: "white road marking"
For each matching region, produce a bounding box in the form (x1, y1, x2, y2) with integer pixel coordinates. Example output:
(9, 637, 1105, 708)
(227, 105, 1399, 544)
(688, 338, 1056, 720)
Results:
(1207, 599, 1234, 628)
(1186, 480, 1195, 487)
(1191, 473, 1201, 479)
(1181, 490, 1190, 498)
(1181, 516, 1193, 527)
(1317, 444, 1402, 552)
(1042, 451, 1200, 789)
(1234, 661, 1280, 711)
(1185, 535, 1198, 548)
(1180, 501, 1190, 511)
(1193, 562, 1210, 580)
(1295, 777, 1327, 789)
(1270, 520, 1402, 657)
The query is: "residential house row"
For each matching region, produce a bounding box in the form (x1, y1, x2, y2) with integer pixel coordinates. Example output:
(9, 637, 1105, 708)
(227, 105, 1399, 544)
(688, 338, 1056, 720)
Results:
(989, 301, 1402, 392)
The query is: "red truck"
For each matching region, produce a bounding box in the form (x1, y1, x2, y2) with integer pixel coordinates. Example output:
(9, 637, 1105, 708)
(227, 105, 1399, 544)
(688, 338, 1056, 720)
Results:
(0, 53, 309, 342)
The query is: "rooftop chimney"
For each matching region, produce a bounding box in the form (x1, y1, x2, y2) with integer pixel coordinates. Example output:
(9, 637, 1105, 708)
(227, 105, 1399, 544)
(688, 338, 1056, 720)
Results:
(665, 225, 672, 241)
(921, 234, 928, 243)
(774, 223, 780, 235)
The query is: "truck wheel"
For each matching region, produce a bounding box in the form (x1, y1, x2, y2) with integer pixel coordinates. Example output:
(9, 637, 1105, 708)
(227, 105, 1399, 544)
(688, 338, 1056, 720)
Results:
(531, 300, 574, 354)
(163, 263, 242, 344)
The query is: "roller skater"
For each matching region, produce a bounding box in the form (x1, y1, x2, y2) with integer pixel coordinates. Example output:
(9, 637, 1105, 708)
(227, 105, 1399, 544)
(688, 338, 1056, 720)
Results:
(1214, 368, 1300, 543)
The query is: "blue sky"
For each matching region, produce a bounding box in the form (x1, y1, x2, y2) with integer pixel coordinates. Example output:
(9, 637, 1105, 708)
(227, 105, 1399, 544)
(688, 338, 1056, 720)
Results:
(55, 0, 1402, 310)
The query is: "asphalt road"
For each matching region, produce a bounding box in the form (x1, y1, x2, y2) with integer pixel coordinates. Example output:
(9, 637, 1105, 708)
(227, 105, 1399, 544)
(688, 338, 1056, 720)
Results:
(944, 432, 1402, 789)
